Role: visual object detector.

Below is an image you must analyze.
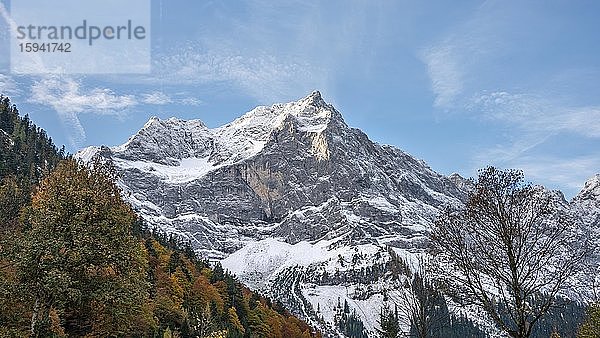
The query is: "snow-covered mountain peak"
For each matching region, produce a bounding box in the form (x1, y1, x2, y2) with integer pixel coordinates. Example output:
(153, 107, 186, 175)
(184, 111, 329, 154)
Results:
(448, 172, 465, 182)
(447, 173, 475, 195)
(577, 174, 600, 200)
(572, 174, 600, 226)
(158, 116, 208, 131)
(76, 91, 351, 178)
(74, 92, 480, 335)
(142, 116, 160, 128)
(223, 91, 344, 137)
(106, 115, 213, 165)
(285, 90, 336, 117)
(135, 116, 208, 133)
(297, 90, 326, 108)
(76, 90, 466, 247)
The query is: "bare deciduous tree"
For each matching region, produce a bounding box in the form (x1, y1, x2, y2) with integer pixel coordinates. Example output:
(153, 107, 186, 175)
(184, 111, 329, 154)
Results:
(430, 167, 591, 338)
(397, 258, 448, 338)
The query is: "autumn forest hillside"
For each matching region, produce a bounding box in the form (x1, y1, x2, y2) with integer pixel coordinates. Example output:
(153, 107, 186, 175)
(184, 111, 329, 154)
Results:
(0, 96, 320, 338)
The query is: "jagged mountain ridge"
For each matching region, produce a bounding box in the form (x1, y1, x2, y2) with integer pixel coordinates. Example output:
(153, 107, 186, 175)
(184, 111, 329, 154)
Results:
(76, 92, 599, 337)
(78, 91, 465, 257)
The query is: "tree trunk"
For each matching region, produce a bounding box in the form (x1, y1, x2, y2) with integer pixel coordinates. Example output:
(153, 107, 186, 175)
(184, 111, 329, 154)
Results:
(30, 296, 50, 338)
(30, 297, 40, 337)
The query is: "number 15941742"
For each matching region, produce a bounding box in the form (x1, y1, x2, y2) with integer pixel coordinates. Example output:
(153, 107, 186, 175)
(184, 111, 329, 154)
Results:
(18, 42, 72, 53)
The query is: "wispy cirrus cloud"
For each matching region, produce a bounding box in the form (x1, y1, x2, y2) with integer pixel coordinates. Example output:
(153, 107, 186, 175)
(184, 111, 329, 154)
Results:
(418, 2, 501, 109)
(419, 1, 600, 196)
(152, 44, 324, 103)
(141, 91, 203, 106)
(420, 45, 464, 108)
(28, 77, 203, 146)
(515, 155, 600, 194)
(478, 142, 600, 195)
(178, 96, 202, 106)
(471, 91, 600, 138)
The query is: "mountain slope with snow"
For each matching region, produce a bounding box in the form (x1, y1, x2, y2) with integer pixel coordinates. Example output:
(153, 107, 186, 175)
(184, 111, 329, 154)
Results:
(76, 92, 598, 337)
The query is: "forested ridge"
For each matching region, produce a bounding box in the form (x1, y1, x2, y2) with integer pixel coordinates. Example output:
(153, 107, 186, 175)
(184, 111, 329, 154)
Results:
(0, 96, 320, 337)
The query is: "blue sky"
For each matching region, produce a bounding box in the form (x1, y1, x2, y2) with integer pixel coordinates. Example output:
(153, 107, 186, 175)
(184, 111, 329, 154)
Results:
(1, 0, 599, 198)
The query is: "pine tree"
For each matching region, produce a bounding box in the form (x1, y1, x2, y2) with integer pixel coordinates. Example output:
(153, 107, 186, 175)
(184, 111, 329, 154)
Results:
(227, 306, 245, 335)
(211, 262, 225, 283)
(377, 303, 400, 338)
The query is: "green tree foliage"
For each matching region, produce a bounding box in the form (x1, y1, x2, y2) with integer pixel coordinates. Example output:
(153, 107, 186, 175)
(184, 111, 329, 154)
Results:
(0, 163, 321, 336)
(578, 303, 600, 338)
(16, 159, 151, 336)
(0, 96, 66, 335)
(0, 99, 321, 337)
(0, 95, 64, 190)
(0, 94, 65, 273)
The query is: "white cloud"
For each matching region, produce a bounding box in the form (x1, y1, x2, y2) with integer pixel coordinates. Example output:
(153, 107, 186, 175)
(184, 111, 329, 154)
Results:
(30, 76, 138, 147)
(469, 91, 544, 121)
(141, 91, 172, 105)
(472, 148, 600, 198)
(418, 2, 600, 196)
(420, 45, 463, 108)
(28, 76, 206, 146)
(515, 155, 600, 196)
(471, 91, 600, 138)
(562, 108, 600, 138)
(76, 2, 377, 103)
(178, 97, 202, 106)
(140, 91, 204, 106)
(472, 134, 550, 165)
(0, 74, 18, 95)
(30, 76, 138, 114)
(418, 2, 502, 109)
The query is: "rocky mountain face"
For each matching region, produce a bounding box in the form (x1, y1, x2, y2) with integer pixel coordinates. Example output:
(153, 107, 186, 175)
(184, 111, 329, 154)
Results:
(571, 175, 600, 296)
(76, 92, 599, 337)
(573, 174, 600, 226)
